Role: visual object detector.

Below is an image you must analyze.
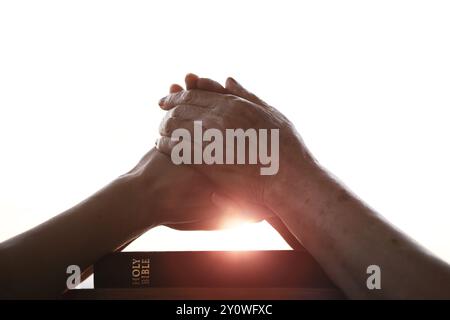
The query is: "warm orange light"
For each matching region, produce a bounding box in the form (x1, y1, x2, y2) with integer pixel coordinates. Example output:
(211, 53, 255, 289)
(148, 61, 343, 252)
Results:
(220, 216, 254, 230)
(219, 220, 292, 251)
(126, 220, 292, 252)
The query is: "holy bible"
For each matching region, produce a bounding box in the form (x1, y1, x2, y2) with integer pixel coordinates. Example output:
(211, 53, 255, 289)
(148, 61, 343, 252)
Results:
(94, 250, 339, 290)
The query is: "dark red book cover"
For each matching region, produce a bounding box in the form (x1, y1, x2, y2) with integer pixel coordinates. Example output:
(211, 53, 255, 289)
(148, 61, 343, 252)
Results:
(94, 250, 338, 289)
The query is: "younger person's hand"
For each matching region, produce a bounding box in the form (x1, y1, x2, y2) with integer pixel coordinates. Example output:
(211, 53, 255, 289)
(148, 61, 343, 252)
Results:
(127, 147, 269, 230)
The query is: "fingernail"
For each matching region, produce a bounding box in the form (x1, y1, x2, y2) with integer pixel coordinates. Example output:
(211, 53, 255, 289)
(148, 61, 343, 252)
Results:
(170, 84, 183, 93)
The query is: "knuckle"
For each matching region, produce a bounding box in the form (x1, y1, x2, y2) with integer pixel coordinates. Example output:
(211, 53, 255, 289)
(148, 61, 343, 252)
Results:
(181, 90, 194, 104)
(156, 136, 171, 154)
(158, 117, 168, 135)
(169, 105, 182, 118)
(172, 104, 191, 118)
(159, 115, 177, 135)
(166, 106, 177, 118)
(167, 116, 179, 132)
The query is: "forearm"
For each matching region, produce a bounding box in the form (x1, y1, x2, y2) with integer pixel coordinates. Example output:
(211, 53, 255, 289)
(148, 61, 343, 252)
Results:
(0, 173, 152, 298)
(269, 164, 450, 299)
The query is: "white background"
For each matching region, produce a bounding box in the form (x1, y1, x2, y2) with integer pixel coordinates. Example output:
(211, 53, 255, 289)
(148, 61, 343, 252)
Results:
(1, 1, 449, 287)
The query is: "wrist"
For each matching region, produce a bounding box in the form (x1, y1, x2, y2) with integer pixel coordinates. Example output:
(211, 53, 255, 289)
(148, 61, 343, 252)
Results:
(122, 148, 177, 228)
(266, 156, 350, 244)
(265, 136, 319, 203)
(116, 167, 160, 231)
(265, 154, 327, 219)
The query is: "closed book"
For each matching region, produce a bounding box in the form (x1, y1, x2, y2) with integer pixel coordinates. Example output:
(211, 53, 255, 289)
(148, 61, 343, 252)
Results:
(94, 250, 338, 289)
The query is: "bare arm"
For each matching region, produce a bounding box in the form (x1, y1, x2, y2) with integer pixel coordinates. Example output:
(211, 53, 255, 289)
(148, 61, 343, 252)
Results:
(268, 158, 450, 299)
(0, 173, 148, 298)
(157, 74, 450, 299)
(0, 148, 229, 298)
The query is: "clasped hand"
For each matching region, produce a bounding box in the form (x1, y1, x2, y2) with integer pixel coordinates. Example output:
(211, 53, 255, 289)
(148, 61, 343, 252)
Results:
(140, 73, 318, 236)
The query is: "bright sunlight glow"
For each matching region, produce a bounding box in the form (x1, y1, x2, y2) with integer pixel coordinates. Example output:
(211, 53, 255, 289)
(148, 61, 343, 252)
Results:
(127, 220, 292, 252)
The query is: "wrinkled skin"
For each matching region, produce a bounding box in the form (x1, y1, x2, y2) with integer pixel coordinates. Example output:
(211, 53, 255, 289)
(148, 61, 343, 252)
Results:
(157, 76, 317, 208)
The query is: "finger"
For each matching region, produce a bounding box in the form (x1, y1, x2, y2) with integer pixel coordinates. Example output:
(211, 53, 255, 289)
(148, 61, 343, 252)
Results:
(156, 135, 177, 157)
(225, 77, 269, 107)
(165, 215, 265, 231)
(196, 77, 228, 94)
(211, 192, 240, 213)
(169, 104, 207, 121)
(165, 192, 267, 231)
(169, 84, 184, 93)
(158, 107, 213, 137)
(158, 115, 199, 138)
(165, 220, 223, 231)
(156, 133, 207, 162)
(185, 73, 199, 90)
(157, 117, 221, 163)
(159, 89, 231, 110)
(210, 193, 269, 229)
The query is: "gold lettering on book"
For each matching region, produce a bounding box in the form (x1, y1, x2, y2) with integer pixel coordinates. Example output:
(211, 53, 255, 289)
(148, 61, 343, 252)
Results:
(131, 258, 150, 286)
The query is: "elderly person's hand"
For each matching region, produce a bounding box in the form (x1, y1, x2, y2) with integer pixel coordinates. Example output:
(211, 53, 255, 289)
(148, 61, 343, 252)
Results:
(157, 75, 319, 213)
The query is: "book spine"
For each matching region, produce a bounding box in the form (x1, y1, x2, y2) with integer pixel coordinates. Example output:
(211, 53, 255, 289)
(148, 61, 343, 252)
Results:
(94, 251, 337, 289)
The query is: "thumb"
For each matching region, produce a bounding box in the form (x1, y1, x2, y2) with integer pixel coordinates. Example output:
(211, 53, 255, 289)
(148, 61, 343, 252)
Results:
(210, 192, 241, 216)
(211, 192, 274, 223)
